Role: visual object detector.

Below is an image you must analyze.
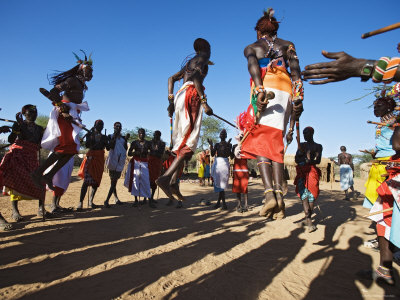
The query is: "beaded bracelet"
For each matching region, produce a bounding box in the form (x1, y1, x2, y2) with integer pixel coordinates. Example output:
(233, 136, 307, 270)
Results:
(254, 85, 265, 95)
(264, 188, 274, 194)
(200, 95, 207, 104)
(372, 57, 390, 83)
(12, 130, 21, 135)
(168, 94, 174, 100)
(292, 79, 304, 101)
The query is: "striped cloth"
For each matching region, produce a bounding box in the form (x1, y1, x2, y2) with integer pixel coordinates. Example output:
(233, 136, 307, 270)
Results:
(241, 63, 292, 163)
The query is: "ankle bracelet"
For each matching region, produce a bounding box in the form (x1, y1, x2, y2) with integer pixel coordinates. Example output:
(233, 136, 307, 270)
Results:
(264, 188, 274, 194)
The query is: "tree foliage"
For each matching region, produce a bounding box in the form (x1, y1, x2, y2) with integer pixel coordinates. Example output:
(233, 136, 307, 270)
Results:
(122, 127, 154, 143)
(198, 116, 228, 150)
(35, 114, 49, 128)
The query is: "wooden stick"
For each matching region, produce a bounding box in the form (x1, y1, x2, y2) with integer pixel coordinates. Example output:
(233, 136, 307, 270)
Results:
(0, 118, 17, 124)
(0, 144, 11, 150)
(367, 120, 399, 127)
(363, 207, 393, 218)
(362, 22, 400, 39)
(212, 113, 236, 128)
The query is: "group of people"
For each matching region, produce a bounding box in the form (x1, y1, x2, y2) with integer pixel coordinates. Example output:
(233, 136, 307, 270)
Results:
(0, 6, 399, 286)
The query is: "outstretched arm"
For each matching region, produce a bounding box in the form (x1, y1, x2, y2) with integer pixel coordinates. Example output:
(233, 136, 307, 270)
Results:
(301, 51, 400, 84)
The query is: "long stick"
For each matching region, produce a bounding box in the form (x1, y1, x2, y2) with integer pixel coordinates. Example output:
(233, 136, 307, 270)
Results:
(295, 120, 301, 149)
(367, 120, 399, 127)
(212, 113, 236, 128)
(362, 22, 400, 39)
(363, 207, 393, 218)
(170, 117, 173, 147)
(0, 118, 17, 124)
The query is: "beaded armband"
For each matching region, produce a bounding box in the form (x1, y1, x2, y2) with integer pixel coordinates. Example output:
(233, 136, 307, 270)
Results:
(254, 85, 265, 95)
(168, 94, 174, 102)
(200, 95, 207, 104)
(372, 57, 390, 83)
(383, 57, 400, 84)
(292, 79, 304, 101)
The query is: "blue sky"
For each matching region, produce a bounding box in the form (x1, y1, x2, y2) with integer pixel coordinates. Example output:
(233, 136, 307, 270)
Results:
(0, 0, 399, 156)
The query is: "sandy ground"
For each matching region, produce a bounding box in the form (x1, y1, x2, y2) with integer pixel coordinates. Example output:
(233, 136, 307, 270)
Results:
(0, 171, 399, 300)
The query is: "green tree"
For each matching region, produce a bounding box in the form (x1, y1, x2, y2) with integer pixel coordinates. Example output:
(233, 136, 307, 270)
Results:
(35, 114, 49, 128)
(122, 127, 154, 143)
(198, 116, 227, 149)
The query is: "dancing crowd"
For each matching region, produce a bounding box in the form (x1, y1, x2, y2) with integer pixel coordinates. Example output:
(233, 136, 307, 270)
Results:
(0, 7, 399, 286)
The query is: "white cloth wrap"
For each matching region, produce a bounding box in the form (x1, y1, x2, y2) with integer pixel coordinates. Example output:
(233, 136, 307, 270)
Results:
(211, 157, 230, 190)
(172, 81, 204, 153)
(340, 164, 354, 191)
(41, 101, 90, 151)
(124, 160, 151, 198)
(106, 136, 127, 172)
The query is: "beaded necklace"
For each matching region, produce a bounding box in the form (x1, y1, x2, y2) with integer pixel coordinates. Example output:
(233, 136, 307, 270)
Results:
(376, 112, 396, 137)
(260, 35, 281, 59)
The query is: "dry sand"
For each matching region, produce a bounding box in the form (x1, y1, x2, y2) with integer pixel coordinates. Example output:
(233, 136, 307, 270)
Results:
(0, 171, 399, 300)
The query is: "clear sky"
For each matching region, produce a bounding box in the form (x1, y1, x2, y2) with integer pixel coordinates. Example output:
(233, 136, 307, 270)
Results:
(0, 0, 399, 156)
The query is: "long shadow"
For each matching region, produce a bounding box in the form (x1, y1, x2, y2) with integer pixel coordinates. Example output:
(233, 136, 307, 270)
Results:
(303, 236, 400, 299)
(162, 227, 306, 300)
(16, 216, 267, 299)
(0, 186, 268, 294)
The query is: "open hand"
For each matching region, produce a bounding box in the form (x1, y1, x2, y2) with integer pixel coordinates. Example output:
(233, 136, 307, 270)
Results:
(302, 51, 367, 84)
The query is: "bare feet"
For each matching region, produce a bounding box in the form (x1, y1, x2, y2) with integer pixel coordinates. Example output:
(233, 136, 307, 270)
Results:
(176, 201, 183, 208)
(11, 212, 24, 222)
(170, 183, 185, 201)
(259, 191, 277, 218)
(156, 176, 175, 200)
(0, 220, 13, 231)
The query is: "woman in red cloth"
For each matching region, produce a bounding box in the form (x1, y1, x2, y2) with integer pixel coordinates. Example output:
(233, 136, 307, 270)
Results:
(0, 105, 47, 223)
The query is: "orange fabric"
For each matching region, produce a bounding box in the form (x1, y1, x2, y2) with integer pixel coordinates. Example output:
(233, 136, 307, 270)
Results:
(250, 65, 292, 94)
(148, 155, 162, 189)
(241, 124, 284, 163)
(54, 115, 78, 154)
(78, 149, 105, 186)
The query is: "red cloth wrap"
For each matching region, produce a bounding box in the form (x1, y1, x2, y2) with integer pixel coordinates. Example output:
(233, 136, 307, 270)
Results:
(127, 156, 148, 193)
(0, 139, 45, 200)
(78, 149, 105, 187)
(54, 115, 78, 154)
(174, 85, 201, 160)
(241, 124, 284, 163)
(148, 155, 162, 189)
(232, 158, 249, 194)
(294, 164, 321, 199)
